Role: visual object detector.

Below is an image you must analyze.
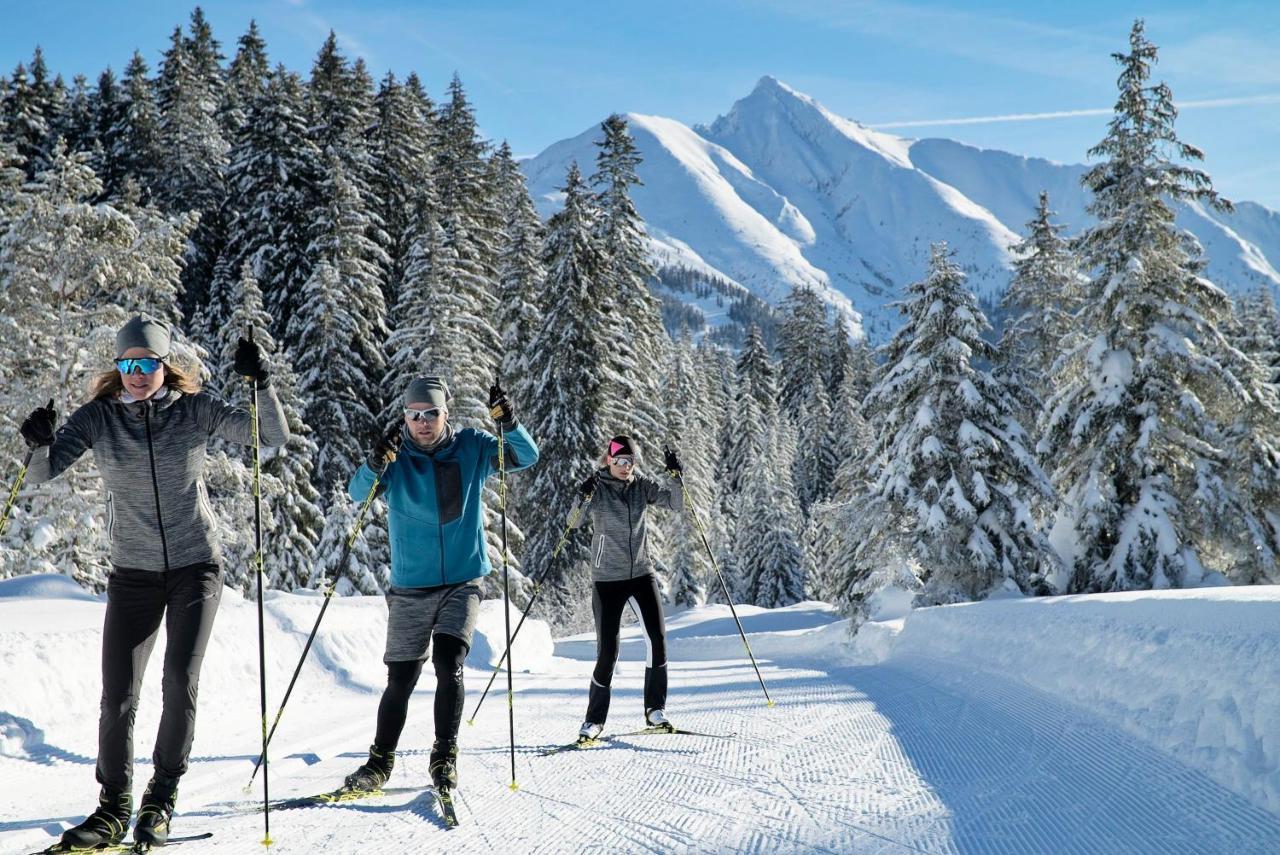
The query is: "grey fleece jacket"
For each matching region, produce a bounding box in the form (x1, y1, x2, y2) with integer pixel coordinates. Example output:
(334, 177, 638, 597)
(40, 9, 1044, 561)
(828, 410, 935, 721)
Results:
(27, 386, 290, 571)
(569, 467, 684, 582)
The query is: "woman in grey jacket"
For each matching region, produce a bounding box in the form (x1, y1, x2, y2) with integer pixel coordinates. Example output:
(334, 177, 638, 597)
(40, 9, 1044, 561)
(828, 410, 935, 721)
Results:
(18, 314, 289, 851)
(571, 435, 684, 741)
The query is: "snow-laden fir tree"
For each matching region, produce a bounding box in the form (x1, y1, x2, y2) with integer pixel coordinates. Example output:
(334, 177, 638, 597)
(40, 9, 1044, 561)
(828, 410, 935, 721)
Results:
(520, 163, 610, 630)
(1215, 290, 1280, 584)
(492, 140, 544, 394)
(215, 261, 323, 591)
(155, 21, 230, 312)
(776, 285, 833, 417)
(591, 114, 669, 447)
(997, 191, 1083, 422)
(313, 487, 389, 595)
(109, 52, 164, 203)
(370, 70, 437, 310)
(219, 20, 270, 139)
(0, 146, 193, 586)
(662, 329, 715, 607)
(2, 59, 52, 179)
(737, 416, 807, 607)
(837, 243, 1054, 619)
(288, 259, 372, 492)
(793, 381, 840, 513)
(720, 325, 776, 518)
(1040, 21, 1246, 593)
(214, 68, 320, 345)
(88, 68, 126, 196)
(304, 157, 390, 444)
(55, 74, 96, 157)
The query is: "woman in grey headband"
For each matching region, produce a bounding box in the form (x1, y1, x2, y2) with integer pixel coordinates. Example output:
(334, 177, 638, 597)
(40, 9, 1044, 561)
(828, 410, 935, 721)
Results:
(18, 314, 290, 850)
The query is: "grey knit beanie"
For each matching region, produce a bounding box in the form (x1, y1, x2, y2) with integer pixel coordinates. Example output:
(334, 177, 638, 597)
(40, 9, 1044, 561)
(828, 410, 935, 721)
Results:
(115, 314, 171, 359)
(404, 376, 449, 409)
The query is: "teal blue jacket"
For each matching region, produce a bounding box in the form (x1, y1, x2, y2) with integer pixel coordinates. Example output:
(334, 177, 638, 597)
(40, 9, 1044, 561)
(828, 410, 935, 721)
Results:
(348, 423, 539, 589)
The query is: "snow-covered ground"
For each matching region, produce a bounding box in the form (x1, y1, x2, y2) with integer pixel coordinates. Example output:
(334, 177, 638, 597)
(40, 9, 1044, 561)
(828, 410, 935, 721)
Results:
(2, 576, 1280, 854)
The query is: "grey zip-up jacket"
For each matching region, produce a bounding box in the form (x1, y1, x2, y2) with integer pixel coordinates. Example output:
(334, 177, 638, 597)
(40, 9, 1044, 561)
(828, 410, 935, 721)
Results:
(569, 467, 683, 582)
(27, 386, 289, 571)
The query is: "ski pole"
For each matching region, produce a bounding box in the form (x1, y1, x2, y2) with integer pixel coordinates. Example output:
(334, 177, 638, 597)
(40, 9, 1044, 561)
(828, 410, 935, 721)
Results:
(246, 338, 274, 847)
(0, 448, 36, 539)
(675, 470, 773, 707)
(497, 408, 518, 791)
(1, 399, 53, 538)
(244, 425, 395, 791)
(466, 496, 590, 725)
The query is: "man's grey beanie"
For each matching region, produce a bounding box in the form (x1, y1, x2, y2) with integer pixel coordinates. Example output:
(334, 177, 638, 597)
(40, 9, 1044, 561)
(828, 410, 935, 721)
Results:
(115, 314, 172, 359)
(405, 376, 449, 408)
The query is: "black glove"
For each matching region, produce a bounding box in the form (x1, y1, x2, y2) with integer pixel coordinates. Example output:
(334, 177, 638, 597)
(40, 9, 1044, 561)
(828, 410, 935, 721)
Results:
(370, 422, 402, 469)
(577, 474, 597, 500)
(233, 334, 270, 389)
(663, 445, 682, 478)
(489, 382, 515, 430)
(20, 399, 56, 449)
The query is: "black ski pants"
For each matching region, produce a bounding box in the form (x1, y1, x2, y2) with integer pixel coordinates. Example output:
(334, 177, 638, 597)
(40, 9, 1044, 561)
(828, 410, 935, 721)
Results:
(97, 562, 223, 792)
(373, 633, 468, 751)
(586, 573, 668, 725)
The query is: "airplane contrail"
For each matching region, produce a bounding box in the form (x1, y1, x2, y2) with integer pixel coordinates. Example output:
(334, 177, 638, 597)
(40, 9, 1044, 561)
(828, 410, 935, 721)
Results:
(871, 93, 1280, 129)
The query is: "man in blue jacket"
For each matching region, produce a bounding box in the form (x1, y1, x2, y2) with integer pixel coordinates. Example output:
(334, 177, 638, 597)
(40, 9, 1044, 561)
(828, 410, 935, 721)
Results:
(342, 376, 538, 795)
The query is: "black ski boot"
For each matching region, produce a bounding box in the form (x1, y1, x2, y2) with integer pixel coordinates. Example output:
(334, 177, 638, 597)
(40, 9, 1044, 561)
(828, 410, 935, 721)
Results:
(133, 774, 179, 847)
(59, 787, 132, 850)
(343, 744, 394, 793)
(429, 739, 458, 790)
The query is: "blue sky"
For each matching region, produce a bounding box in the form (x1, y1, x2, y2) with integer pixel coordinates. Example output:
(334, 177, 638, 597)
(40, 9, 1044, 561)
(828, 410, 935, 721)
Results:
(3, 0, 1279, 208)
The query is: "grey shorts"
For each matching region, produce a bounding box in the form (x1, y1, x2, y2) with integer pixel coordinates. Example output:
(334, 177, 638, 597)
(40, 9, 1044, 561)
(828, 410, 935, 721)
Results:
(383, 581, 482, 663)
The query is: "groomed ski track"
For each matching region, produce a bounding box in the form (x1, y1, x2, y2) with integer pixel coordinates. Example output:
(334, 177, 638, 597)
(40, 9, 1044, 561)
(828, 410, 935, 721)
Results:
(3, 598, 1280, 853)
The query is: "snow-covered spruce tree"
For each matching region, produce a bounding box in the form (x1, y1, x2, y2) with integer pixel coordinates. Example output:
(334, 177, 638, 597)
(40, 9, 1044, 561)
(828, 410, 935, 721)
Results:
(304, 156, 390, 446)
(109, 52, 164, 203)
(55, 74, 96, 157)
(370, 70, 437, 310)
(214, 67, 320, 346)
(288, 259, 372, 493)
(720, 325, 776, 517)
(88, 68, 127, 197)
(777, 285, 841, 513)
(219, 20, 270, 139)
(738, 417, 807, 607)
(520, 163, 610, 631)
(836, 243, 1054, 619)
(313, 487, 389, 595)
(591, 114, 668, 446)
(0, 139, 23, 228)
(0, 146, 193, 586)
(997, 191, 1083, 423)
(662, 329, 714, 607)
(155, 20, 230, 314)
(1215, 290, 1280, 584)
(1040, 21, 1245, 593)
(1, 55, 52, 178)
(493, 140, 544, 395)
(215, 261, 323, 592)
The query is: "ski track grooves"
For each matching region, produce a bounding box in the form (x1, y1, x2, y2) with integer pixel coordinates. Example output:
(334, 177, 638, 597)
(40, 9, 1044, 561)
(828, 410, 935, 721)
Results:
(6, 648, 1280, 853)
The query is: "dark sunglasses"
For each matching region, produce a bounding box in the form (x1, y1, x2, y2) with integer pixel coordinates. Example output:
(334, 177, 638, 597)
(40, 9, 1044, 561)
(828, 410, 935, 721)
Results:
(116, 357, 163, 375)
(611, 456, 635, 467)
(404, 407, 444, 422)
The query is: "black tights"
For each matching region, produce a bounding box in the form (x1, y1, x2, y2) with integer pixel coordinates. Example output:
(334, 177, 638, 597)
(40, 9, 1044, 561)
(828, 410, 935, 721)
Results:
(374, 633, 467, 751)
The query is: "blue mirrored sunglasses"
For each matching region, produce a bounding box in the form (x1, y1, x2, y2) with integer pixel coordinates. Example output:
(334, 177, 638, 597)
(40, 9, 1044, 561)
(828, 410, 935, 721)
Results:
(116, 357, 163, 375)
(404, 407, 443, 422)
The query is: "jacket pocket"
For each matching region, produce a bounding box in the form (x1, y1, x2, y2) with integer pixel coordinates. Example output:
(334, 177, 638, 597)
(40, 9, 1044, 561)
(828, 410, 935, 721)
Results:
(106, 492, 115, 540)
(592, 534, 605, 569)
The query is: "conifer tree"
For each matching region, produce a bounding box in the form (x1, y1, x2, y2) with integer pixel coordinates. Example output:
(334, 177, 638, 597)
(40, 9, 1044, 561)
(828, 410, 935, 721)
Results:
(838, 244, 1053, 619)
(520, 163, 610, 629)
(1040, 21, 1243, 593)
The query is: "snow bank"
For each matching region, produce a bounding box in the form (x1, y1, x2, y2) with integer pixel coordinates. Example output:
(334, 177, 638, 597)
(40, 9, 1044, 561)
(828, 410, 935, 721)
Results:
(0, 572, 100, 602)
(555, 600, 851, 663)
(468, 599, 554, 672)
(867, 587, 1280, 815)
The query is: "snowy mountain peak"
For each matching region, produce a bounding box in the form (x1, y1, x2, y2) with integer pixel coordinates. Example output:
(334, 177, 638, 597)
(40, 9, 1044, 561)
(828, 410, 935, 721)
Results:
(525, 79, 1280, 343)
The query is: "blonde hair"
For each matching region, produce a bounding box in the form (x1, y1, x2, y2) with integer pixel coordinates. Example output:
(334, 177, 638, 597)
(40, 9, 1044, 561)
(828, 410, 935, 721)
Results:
(89, 359, 202, 401)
